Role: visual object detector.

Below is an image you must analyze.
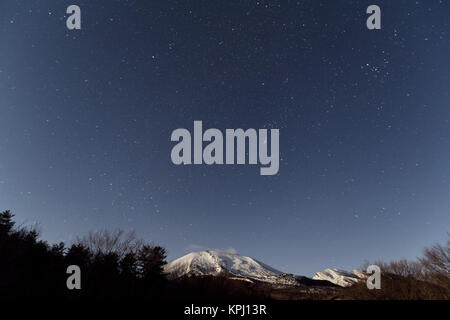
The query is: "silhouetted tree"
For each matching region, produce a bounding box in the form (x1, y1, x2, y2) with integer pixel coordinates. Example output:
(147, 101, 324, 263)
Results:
(0, 210, 168, 300)
(138, 245, 167, 298)
(420, 235, 450, 290)
(0, 210, 14, 236)
(76, 229, 143, 259)
(352, 235, 450, 300)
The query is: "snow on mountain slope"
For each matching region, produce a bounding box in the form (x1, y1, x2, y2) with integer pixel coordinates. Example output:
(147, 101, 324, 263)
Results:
(312, 268, 363, 287)
(164, 250, 283, 283)
(165, 250, 362, 288)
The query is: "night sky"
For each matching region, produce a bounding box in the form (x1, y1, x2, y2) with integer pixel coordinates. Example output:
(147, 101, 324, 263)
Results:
(1, 0, 449, 276)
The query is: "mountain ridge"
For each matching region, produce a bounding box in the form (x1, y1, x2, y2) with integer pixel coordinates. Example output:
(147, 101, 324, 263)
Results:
(164, 250, 363, 287)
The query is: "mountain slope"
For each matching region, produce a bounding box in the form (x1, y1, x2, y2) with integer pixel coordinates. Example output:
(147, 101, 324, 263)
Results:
(164, 250, 283, 282)
(313, 268, 364, 287)
(165, 250, 361, 288)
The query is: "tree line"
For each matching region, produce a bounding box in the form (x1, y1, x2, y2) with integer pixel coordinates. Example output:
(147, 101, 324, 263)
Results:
(0, 210, 167, 300)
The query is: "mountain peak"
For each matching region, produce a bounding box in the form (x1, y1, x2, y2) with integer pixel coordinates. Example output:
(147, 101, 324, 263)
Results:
(164, 250, 282, 281)
(312, 268, 363, 287)
(165, 251, 363, 288)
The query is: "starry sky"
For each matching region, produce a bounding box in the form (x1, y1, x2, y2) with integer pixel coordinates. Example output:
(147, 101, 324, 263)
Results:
(1, 0, 450, 276)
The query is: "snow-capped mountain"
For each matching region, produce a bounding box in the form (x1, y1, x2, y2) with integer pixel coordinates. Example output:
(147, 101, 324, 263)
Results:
(164, 250, 363, 288)
(313, 268, 364, 287)
(164, 250, 283, 283)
